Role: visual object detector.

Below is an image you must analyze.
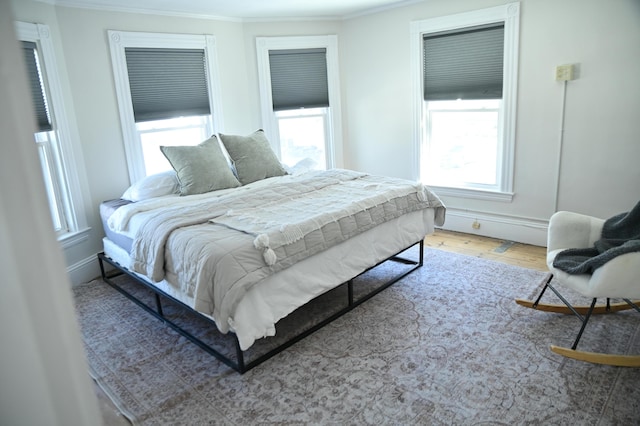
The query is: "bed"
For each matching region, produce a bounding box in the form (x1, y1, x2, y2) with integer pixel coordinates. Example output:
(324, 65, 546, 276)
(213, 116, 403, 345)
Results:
(97, 131, 445, 373)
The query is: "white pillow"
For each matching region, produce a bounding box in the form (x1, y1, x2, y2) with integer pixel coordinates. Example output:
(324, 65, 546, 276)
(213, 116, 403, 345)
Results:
(121, 170, 180, 201)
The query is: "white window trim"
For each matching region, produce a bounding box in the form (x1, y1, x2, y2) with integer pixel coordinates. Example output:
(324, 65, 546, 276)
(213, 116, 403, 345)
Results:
(410, 2, 520, 201)
(15, 21, 90, 241)
(108, 30, 225, 183)
(256, 35, 343, 169)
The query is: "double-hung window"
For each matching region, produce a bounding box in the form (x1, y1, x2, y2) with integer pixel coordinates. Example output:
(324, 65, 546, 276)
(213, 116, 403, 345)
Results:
(411, 3, 520, 200)
(256, 36, 343, 171)
(109, 31, 223, 182)
(16, 22, 88, 241)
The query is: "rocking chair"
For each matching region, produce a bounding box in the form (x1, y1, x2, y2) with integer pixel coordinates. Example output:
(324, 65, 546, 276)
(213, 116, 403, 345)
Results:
(516, 210, 640, 367)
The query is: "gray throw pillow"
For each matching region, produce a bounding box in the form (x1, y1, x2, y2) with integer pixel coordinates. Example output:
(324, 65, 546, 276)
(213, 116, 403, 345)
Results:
(160, 136, 240, 196)
(219, 129, 287, 185)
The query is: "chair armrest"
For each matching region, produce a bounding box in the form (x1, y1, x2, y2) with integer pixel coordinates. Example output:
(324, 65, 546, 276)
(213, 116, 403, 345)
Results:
(589, 251, 640, 298)
(547, 211, 604, 253)
(550, 251, 640, 298)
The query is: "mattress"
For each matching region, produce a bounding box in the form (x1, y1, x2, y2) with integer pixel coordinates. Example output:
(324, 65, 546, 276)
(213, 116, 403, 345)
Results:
(100, 198, 133, 252)
(100, 171, 443, 350)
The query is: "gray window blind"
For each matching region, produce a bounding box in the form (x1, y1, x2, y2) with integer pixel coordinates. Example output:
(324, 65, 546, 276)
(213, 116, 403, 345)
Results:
(423, 24, 504, 101)
(269, 48, 329, 111)
(21, 41, 52, 132)
(125, 47, 210, 122)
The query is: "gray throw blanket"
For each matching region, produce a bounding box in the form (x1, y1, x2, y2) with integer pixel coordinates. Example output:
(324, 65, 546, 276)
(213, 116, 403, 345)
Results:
(553, 200, 640, 275)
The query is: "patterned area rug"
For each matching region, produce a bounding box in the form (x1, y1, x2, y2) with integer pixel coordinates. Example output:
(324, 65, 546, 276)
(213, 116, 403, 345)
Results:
(74, 247, 640, 425)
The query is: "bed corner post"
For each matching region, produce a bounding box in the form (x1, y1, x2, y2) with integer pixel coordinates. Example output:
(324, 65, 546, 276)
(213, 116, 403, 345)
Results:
(234, 338, 246, 374)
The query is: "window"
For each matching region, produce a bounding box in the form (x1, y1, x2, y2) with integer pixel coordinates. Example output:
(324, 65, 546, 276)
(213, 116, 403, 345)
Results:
(276, 108, 328, 169)
(411, 3, 520, 200)
(424, 99, 501, 188)
(16, 22, 88, 241)
(256, 36, 343, 171)
(108, 31, 223, 183)
(136, 116, 212, 176)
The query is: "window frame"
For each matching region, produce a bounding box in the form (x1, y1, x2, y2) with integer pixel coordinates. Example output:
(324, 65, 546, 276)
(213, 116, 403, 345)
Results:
(411, 2, 520, 201)
(15, 21, 89, 243)
(108, 30, 224, 183)
(34, 131, 68, 232)
(256, 35, 343, 170)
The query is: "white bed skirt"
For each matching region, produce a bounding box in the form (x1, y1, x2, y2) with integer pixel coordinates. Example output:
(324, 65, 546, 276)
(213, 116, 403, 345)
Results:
(103, 208, 435, 350)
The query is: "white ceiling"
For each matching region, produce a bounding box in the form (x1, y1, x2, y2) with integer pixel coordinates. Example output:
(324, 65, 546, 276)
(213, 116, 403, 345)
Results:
(42, 0, 424, 20)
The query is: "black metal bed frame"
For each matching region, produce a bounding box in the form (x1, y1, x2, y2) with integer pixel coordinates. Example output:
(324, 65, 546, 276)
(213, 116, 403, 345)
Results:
(97, 239, 424, 374)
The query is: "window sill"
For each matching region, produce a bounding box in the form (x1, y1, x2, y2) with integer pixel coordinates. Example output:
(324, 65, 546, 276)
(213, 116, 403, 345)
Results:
(58, 227, 91, 250)
(427, 186, 514, 202)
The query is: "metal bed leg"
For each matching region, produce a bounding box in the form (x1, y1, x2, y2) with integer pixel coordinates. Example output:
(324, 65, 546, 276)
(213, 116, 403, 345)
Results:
(348, 280, 354, 307)
(234, 337, 246, 373)
(155, 294, 164, 317)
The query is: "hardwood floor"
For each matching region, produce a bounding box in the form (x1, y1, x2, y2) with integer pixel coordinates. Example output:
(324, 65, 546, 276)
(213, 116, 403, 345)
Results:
(424, 229, 548, 271)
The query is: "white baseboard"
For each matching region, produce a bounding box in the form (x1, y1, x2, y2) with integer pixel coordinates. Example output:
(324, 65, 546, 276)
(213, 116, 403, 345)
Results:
(440, 209, 548, 247)
(67, 253, 102, 286)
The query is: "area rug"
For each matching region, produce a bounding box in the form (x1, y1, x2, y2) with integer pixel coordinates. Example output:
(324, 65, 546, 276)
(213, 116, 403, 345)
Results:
(73, 247, 640, 425)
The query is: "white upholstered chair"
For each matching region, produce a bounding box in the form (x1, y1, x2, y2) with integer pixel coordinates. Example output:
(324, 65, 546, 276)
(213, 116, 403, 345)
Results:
(517, 210, 640, 367)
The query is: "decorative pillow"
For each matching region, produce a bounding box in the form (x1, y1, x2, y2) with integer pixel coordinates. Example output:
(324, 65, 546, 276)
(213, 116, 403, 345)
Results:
(121, 170, 180, 201)
(160, 136, 240, 196)
(219, 129, 287, 185)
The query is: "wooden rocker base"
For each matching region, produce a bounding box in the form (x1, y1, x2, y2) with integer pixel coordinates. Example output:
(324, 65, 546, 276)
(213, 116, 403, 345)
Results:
(550, 345, 640, 367)
(515, 299, 639, 315)
(516, 275, 640, 367)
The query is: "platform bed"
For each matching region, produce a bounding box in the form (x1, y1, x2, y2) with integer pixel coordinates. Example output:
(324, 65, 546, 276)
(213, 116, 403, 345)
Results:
(98, 239, 424, 374)
(98, 166, 444, 374)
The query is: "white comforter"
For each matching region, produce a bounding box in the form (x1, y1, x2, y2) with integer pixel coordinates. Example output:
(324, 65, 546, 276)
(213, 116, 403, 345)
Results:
(108, 169, 445, 335)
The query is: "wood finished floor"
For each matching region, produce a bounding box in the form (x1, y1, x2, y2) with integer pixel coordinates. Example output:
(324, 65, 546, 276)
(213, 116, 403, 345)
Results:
(424, 229, 547, 271)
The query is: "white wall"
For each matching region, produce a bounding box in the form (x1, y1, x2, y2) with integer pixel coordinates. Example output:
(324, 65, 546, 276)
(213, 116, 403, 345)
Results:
(1, 1, 101, 424)
(341, 0, 640, 244)
(9, 0, 640, 287)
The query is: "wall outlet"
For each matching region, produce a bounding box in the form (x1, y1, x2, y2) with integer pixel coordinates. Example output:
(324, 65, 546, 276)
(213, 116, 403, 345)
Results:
(472, 220, 481, 230)
(555, 64, 575, 81)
